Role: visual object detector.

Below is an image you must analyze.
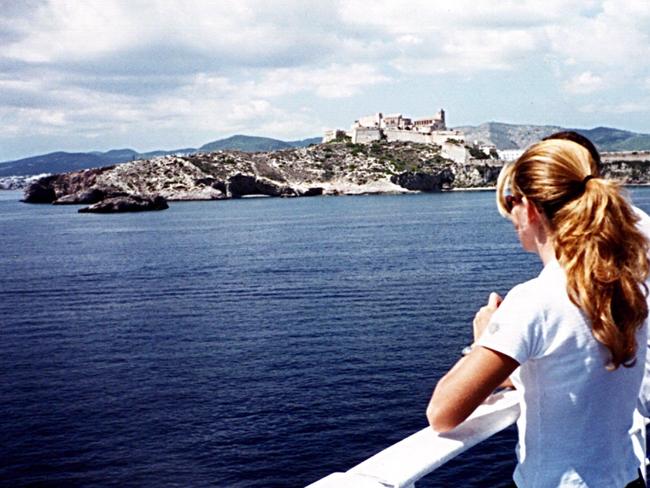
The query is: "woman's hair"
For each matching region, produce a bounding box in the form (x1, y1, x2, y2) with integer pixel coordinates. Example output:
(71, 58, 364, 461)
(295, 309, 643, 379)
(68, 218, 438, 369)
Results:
(542, 130, 602, 169)
(496, 138, 649, 369)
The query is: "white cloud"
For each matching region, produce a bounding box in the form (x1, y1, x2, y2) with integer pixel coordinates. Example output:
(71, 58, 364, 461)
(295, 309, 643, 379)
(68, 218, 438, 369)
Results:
(0, 70, 324, 147)
(396, 35, 422, 46)
(339, 0, 596, 33)
(2, 0, 650, 160)
(2, 0, 345, 68)
(546, 1, 650, 70)
(580, 101, 650, 114)
(257, 64, 391, 99)
(3, 1, 140, 62)
(563, 72, 605, 94)
(393, 29, 538, 74)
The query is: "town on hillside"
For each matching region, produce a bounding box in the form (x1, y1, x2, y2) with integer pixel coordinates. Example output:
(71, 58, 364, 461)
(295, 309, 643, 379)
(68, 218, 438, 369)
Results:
(323, 109, 524, 164)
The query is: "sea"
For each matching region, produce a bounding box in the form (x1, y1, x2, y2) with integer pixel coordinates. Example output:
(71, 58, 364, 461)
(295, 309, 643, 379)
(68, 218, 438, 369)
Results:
(3, 188, 650, 488)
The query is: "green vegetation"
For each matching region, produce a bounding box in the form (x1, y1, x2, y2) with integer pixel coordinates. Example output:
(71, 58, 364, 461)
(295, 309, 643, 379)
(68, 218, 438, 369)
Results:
(391, 160, 406, 172)
(334, 133, 351, 143)
(345, 142, 360, 149)
(468, 146, 490, 160)
(199, 135, 291, 152)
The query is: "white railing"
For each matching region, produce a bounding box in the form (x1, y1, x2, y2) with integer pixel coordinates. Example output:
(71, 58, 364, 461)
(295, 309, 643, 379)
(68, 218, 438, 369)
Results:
(307, 389, 520, 488)
(307, 389, 648, 488)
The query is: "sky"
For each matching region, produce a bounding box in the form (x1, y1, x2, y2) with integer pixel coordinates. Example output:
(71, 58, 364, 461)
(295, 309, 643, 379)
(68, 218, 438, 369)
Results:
(1, 0, 650, 161)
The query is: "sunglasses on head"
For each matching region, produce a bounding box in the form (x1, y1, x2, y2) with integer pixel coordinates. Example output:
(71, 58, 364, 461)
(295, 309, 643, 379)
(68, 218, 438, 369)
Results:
(504, 194, 523, 213)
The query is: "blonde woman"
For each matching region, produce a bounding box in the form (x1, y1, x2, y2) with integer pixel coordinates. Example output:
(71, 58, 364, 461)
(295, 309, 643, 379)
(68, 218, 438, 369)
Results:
(426, 138, 649, 487)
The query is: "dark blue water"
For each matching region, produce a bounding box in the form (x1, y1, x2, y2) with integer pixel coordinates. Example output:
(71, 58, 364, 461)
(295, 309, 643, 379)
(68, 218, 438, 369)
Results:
(3, 189, 650, 487)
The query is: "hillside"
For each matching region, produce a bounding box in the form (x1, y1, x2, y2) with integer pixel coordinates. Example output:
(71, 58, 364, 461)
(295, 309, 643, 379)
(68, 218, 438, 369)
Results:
(0, 151, 110, 178)
(455, 122, 650, 152)
(5, 125, 650, 180)
(0, 148, 189, 177)
(21, 138, 650, 211)
(0, 135, 320, 178)
(23, 141, 500, 206)
(199, 134, 320, 152)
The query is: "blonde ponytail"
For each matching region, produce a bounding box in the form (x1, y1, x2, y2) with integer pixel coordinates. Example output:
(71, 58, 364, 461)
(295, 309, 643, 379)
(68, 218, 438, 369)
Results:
(498, 139, 649, 369)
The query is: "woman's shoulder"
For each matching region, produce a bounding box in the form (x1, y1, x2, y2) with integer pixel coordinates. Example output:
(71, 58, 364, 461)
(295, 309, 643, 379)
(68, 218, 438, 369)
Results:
(508, 262, 564, 299)
(500, 264, 566, 319)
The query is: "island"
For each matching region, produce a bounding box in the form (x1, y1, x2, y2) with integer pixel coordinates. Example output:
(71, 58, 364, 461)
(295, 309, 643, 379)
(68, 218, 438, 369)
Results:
(20, 139, 650, 213)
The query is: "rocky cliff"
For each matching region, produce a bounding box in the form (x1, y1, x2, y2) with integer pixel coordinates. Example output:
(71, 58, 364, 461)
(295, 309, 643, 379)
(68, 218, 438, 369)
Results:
(22, 142, 650, 207)
(23, 142, 494, 205)
(601, 152, 650, 184)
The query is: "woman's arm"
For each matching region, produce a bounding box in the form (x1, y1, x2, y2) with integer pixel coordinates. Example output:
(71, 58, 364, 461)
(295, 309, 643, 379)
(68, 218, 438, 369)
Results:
(474, 292, 515, 390)
(426, 346, 519, 432)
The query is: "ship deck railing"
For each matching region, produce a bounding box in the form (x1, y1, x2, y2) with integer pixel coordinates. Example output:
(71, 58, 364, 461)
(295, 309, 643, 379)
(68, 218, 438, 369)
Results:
(307, 388, 648, 488)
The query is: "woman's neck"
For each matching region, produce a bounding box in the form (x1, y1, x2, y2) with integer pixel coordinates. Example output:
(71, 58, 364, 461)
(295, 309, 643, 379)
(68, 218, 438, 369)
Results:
(533, 215, 556, 265)
(538, 239, 556, 266)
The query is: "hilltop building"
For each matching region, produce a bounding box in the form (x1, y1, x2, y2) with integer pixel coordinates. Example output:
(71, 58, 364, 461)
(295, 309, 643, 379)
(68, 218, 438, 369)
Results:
(497, 149, 525, 161)
(323, 109, 468, 163)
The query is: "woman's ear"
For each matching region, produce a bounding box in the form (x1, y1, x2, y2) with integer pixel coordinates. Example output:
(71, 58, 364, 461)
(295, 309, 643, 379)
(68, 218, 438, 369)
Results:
(523, 197, 542, 223)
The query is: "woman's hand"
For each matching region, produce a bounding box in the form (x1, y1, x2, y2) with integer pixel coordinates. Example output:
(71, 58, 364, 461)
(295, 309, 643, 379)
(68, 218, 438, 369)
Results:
(473, 292, 503, 342)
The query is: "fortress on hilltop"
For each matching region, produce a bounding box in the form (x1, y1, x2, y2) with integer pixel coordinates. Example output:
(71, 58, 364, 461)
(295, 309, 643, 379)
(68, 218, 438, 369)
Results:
(323, 109, 468, 163)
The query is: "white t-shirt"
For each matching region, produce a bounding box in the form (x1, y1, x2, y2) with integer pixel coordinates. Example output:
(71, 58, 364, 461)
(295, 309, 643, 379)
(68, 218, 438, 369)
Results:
(634, 205, 650, 417)
(478, 259, 646, 488)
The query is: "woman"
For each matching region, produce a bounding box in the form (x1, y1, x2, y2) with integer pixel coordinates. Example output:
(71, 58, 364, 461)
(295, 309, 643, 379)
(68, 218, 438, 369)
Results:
(426, 138, 649, 487)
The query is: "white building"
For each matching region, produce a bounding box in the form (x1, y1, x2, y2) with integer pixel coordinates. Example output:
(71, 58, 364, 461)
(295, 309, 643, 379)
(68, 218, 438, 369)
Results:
(497, 149, 524, 161)
(322, 129, 348, 143)
(322, 109, 468, 163)
(342, 110, 467, 163)
(350, 110, 446, 136)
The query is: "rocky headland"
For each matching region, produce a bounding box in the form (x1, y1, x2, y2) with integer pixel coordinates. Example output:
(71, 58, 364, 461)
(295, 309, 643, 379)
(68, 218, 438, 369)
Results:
(21, 142, 650, 212)
(22, 142, 490, 209)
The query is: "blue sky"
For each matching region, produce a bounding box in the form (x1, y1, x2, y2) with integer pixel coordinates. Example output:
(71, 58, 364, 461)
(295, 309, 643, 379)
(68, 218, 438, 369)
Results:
(1, 0, 650, 161)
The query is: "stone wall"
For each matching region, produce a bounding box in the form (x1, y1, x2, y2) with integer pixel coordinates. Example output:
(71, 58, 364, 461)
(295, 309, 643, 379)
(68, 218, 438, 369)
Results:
(351, 128, 382, 144)
(384, 129, 430, 143)
(602, 151, 650, 162)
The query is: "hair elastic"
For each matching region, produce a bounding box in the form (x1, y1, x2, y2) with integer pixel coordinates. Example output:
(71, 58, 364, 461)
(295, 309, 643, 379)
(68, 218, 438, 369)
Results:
(582, 174, 594, 186)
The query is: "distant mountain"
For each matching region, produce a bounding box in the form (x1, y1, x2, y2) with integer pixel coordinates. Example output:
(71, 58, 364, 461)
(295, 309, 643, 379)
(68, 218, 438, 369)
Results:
(578, 127, 650, 151)
(286, 137, 322, 148)
(0, 135, 320, 177)
(0, 151, 110, 177)
(454, 122, 564, 150)
(5, 125, 647, 179)
(455, 122, 650, 151)
(198, 134, 320, 153)
(139, 148, 196, 159)
(0, 148, 193, 177)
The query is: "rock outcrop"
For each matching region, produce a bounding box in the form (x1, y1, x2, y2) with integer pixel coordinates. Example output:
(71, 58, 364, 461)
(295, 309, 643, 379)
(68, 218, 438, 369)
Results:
(22, 167, 114, 203)
(53, 188, 112, 205)
(451, 163, 503, 188)
(23, 141, 464, 206)
(601, 154, 650, 184)
(23, 141, 650, 212)
(390, 170, 455, 191)
(22, 177, 58, 203)
(78, 195, 168, 213)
